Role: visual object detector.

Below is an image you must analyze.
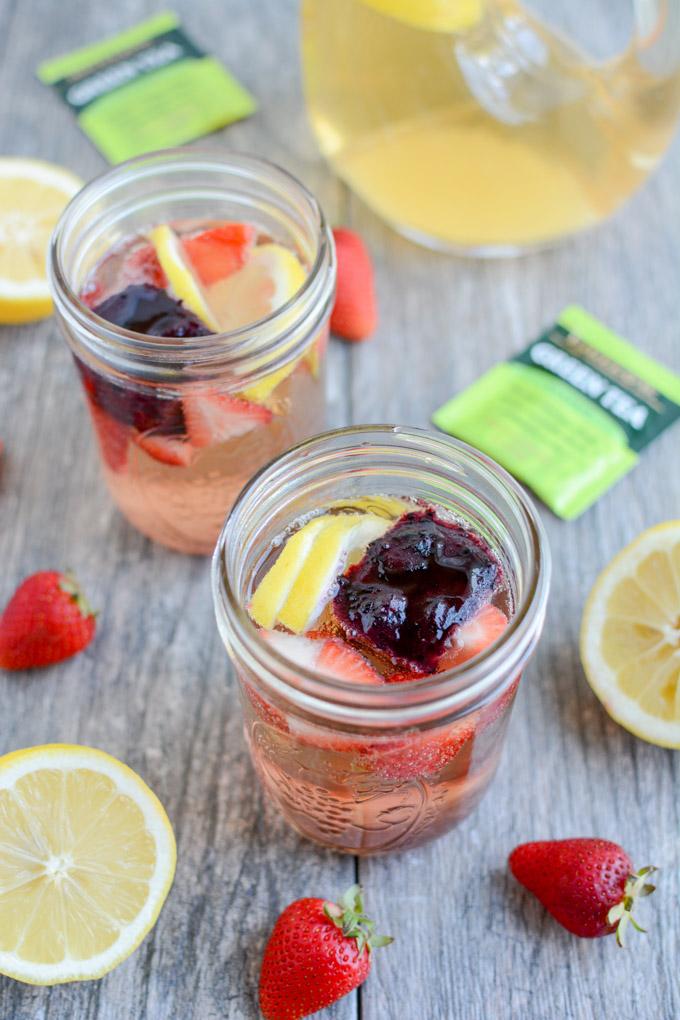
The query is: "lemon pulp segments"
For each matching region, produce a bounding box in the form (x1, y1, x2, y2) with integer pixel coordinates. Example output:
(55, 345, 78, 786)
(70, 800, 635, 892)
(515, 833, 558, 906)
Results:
(580, 521, 680, 748)
(0, 158, 81, 323)
(0, 745, 176, 985)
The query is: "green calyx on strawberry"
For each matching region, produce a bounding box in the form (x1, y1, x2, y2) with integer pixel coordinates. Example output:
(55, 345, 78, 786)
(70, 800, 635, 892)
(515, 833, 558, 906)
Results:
(323, 884, 394, 955)
(606, 866, 658, 947)
(509, 838, 657, 946)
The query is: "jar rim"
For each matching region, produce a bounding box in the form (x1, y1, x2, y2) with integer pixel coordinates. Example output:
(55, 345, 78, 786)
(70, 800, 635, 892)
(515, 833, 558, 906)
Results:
(48, 148, 336, 374)
(212, 424, 552, 727)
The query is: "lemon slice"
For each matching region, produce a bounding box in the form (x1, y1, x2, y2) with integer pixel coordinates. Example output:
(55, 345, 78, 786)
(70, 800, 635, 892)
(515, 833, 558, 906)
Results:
(360, 0, 481, 33)
(149, 224, 219, 331)
(0, 744, 176, 985)
(0, 158, 81, 324)
(206, 242, 307, 404)
(580, 521, 680, 748)
(250, 512, 390, 633)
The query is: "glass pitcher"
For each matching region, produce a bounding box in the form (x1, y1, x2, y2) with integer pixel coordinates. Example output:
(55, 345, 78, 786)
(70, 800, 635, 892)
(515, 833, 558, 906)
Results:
(301, 0, 680, 254)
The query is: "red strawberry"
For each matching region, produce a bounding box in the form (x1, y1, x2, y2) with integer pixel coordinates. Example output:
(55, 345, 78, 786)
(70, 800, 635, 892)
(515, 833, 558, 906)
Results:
(0, 571, 97, 670)
(80, 243, 166, 308)
(123, 243, 167, 289)
(135, 432, 194, 467)
(330, 228, 377, 341)
(262, 630, 383, 685)
(182, 223, 256, 286)
(437, 604, 508, 671)
(259, 885, 392, 1020)
(183, 389, 272, 447)
(316, 638, 383, 684)
(364, 718, 476, 781)
(88, 401, 129, 472)
(509, 839, 657, 945)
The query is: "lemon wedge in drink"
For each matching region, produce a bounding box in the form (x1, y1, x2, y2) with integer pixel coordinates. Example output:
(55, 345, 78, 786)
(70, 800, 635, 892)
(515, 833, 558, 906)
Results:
(580, 521, 680, 749)
(149, 224, 219, 331)
(361, 0, 481, 33)
(213, 242, 307, 404)
(250, 512, 391, 633)
(0, 744, 176, 985)
(0, 157, 81, 323)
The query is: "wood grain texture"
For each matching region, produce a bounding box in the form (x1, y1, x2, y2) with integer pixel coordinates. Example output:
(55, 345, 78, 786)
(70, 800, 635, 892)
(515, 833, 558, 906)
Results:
(0, 0, 679, 1018)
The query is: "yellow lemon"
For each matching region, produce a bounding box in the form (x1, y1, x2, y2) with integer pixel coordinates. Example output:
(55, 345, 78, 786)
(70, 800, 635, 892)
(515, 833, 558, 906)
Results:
(360, 0, 481, 33)
(580, 521, 680, 748)
(149, 224, 219, 330)
(0, 158, 81, 324)
(0, 744, 176, 985)
(250, 512, 391, 633)
(225, 243, 308, 404)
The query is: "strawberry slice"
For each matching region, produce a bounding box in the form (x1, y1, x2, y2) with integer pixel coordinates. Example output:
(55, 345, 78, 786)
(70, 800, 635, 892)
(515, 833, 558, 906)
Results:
(262, 630, 382, 685)
(87, 401, 129, 472)
(80, 243, 167, 308)
(365, 720, 476, 781)
(135, 432, 194, 467)
(182, 223, 256, 286)
(437, 604, 508, 671)
(316, 639, 383, 685)
(124, 243, 167, 289)
(183, 390, 272, 447)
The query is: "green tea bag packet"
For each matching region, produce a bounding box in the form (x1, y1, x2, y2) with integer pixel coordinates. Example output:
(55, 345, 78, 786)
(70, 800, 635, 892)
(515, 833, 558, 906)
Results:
(433, 306, 680, 519)
(37, 12, 256, 163)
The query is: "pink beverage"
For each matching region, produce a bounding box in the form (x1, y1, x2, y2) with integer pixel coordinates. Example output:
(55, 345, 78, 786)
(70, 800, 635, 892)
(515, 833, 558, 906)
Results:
(49, 152, 335, 554)
(212, 427, 551, 855)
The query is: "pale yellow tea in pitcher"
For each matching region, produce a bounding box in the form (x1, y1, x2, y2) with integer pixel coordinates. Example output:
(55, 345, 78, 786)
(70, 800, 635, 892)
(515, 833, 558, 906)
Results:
(301, 0, 680, 253)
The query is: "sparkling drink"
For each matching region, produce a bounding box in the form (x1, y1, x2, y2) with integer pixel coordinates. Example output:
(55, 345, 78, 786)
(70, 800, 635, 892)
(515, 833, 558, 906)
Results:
(50, 152, 335, 553)
(213, 427, 551, 854)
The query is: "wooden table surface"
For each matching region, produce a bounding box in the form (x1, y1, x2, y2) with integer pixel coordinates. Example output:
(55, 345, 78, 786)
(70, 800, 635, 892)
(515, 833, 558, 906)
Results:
(1, 2, 679, 1018)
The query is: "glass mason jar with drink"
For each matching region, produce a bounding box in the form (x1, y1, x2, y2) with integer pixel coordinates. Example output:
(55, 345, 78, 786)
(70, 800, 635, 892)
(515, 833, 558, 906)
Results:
(212, 426, 551, 855)
(50, 150, 335, 554)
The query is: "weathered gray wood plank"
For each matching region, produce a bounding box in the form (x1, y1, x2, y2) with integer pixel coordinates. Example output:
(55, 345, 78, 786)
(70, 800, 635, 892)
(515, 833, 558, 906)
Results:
(356, 132, 680, 1020)
(1, 0, 679, 1018)
(0, 2, 354, 1019)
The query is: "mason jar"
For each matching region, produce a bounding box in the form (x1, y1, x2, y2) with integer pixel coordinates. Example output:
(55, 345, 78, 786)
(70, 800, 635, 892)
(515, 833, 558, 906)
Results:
(49, 149, 335, 554)
(212, 425, 551, 855)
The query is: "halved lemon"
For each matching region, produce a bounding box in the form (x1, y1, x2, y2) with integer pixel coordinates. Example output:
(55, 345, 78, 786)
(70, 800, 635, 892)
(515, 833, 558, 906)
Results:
(580, 521, 680, 748)
(361, 0, 481, 33)
(0, 744, 176, 985)
(250, 511, 391, 633)
(149, 224, 219, 331)
(0, 158, 81, 323)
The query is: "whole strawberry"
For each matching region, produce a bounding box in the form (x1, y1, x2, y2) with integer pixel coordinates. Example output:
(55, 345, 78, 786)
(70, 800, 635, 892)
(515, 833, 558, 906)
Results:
(259, 885, 392, 1019)
(0, 571, 96, 670)
(509, 838, 656, 946)
(331, 228, 377, 341)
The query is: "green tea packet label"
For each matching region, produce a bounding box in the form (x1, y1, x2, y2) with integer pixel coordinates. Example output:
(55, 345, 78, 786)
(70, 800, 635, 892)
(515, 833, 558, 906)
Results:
(37, 12, 257, 163)
(433, 306, 680, 519)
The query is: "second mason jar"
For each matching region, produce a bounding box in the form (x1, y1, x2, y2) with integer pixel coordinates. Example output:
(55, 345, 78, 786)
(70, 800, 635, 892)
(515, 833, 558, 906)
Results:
(212, 426, 551, 855)
(49, 150, 336, 554)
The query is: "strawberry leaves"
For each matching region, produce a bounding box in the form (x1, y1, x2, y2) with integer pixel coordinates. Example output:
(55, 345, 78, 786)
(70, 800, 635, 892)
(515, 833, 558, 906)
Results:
(323, 885, 394, 955)
(607, 866, 658, 947)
